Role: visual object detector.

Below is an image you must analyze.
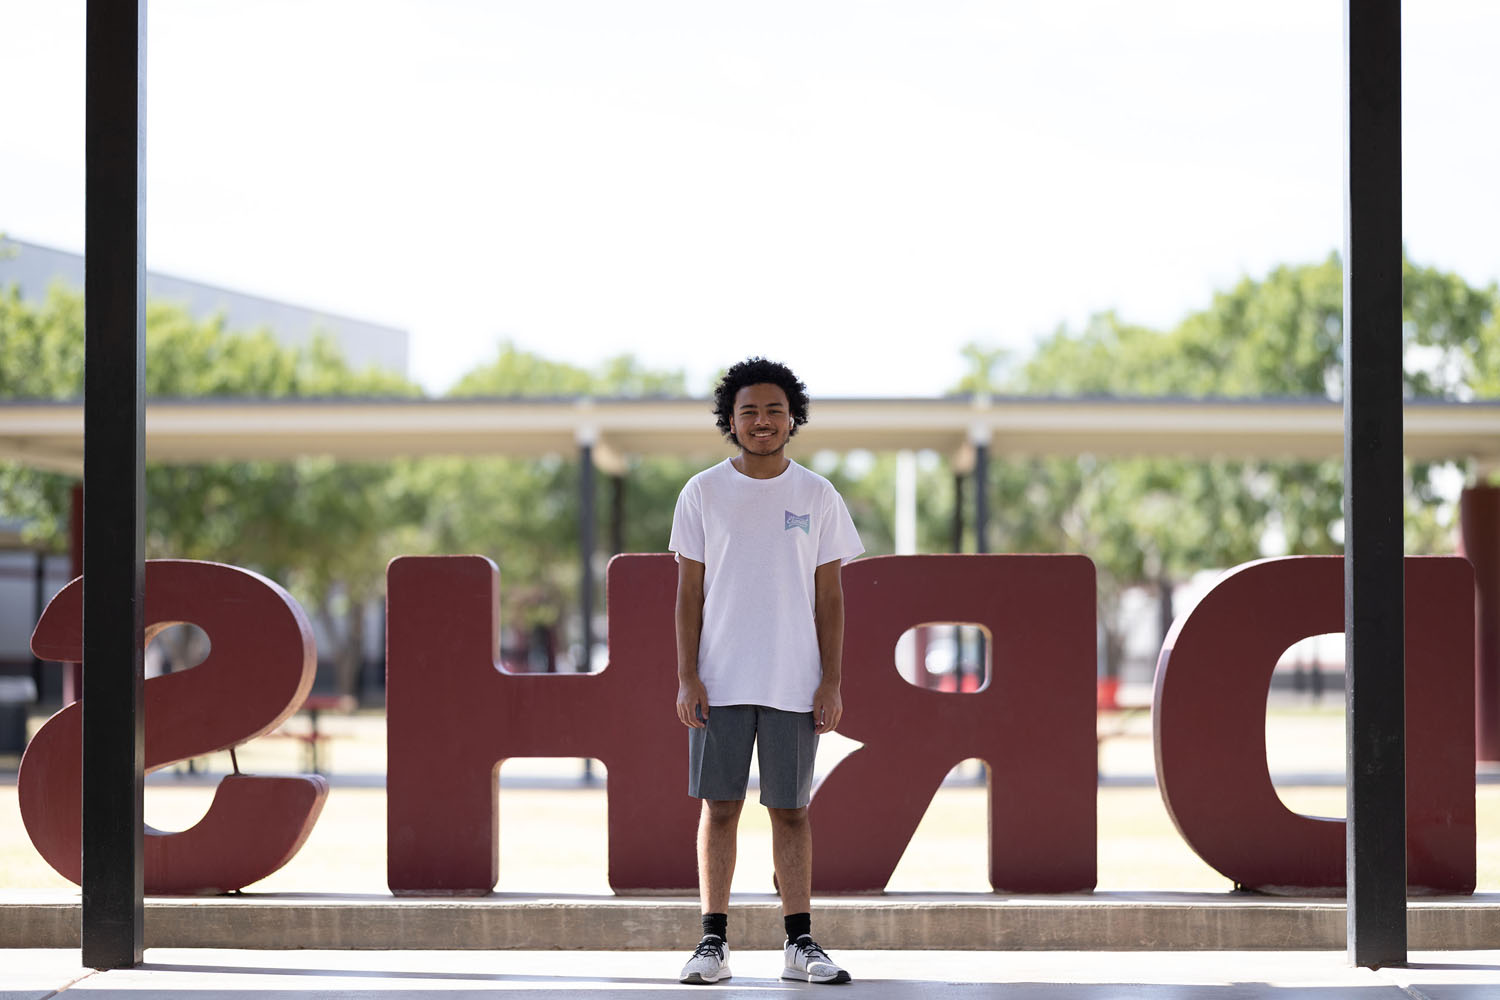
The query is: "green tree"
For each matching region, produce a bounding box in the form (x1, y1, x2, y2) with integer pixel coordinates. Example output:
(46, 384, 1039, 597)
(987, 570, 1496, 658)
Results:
(412, 343, 696, 663)
(961, 252, 1499, 679)
(950, 342, 1013, 397)
(1165, 252, 1500, 551)
(809, 450, 956, 559)
(0, 285, 89, 562)
(450, 340, 687, 398)
(1, 282, 422, 694)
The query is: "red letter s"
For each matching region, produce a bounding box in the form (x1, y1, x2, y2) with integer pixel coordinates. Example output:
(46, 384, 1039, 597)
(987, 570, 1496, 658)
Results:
(19, 560, 328, 893)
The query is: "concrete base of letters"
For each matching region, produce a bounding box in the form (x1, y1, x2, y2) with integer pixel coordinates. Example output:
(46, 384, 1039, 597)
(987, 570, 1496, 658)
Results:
(4, 890, 1498, 951)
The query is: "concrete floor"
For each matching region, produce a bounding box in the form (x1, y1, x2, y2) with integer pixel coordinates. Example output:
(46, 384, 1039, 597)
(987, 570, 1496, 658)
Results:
(6, 948, 1500, 998)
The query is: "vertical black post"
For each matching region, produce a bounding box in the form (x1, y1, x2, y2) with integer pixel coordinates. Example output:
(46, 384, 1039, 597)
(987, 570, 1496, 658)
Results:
(1344, 0, 1405, 969)
(952, 466, 968, 688)
(972, 439, 990, 676)
(32, 550, 47, 699)
(973, 442, 989, 555)
(578, 439, 597, 781)
(952, 470, 966, 554)
(579, 439, 596, 671)
(83, 0, 147, 971)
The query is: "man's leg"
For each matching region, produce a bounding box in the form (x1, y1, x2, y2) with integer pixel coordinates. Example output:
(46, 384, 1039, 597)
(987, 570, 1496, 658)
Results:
(757, 706, 818, 916)
(688, 704, 754, 917)
(698, 798, 743, 914)
(771, 804, 850, 983)
(767, 805, 811, 915)
(681, 707, 754, 985)
(758, 708, 850, 983)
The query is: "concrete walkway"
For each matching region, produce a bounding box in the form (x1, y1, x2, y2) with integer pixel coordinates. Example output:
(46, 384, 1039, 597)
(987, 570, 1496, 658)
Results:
(5, 947, 1500, 997)
(7, 707, 1498, 994)
(6, 890, 1500, 951)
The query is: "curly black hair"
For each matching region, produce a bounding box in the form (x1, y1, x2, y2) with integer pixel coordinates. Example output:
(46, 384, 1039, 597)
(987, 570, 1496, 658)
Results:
(712, 357, 810, 446)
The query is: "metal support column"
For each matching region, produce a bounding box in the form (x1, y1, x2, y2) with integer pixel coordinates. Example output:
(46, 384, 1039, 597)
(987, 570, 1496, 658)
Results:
(578, 438, 596, 672)
(951, 470, 966, 554)
(1343, 0, 1405, 968)
(578, 438, 598, 781)
(972, 438, 990, 678)
(82, 0, 147, 970)
(973, 441, 989, 555)
(31, 550, 47, 699)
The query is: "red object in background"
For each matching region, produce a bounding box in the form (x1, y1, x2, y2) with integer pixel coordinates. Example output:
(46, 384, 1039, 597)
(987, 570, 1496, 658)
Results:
(1460, 484, 1500, 762)
(19, 560, 328, 894)
(1096, 676, 1121, 711)
(385, 552, 1098, 895)
(1153, 555, 1475, 893)
(385, 554, 698, 894)
(26, 550, 1473, 899)
(814, 555, 1097, 893)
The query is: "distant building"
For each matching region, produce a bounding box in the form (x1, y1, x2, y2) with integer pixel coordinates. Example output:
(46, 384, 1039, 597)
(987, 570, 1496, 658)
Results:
(0, 236, 410, 698)
(0, 236, 409, 376)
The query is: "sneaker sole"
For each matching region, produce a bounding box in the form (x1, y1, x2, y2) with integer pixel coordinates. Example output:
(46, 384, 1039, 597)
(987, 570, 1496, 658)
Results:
(781, 968, 852, 984)
(680, 969, 732, 985)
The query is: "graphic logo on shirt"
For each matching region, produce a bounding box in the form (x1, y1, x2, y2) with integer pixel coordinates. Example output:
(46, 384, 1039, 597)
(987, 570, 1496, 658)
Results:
(785, 510, 810, 534)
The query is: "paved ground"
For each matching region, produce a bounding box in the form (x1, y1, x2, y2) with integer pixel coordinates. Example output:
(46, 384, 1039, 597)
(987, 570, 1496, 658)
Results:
(6, 701, 1499, 994)
(5, 948, 1500, 998)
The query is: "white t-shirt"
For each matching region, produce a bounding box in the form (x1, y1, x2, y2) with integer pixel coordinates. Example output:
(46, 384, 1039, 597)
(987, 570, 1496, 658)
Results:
(668, 457, 865, 712)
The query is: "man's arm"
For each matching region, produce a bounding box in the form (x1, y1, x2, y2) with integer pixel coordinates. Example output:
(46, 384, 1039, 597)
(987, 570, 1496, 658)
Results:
(812, 558, 845, 734)
(675, 556, 709, 728)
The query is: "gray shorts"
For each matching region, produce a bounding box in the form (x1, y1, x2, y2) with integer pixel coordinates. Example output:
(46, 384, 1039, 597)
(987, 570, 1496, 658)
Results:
(687, 704, 819, 809)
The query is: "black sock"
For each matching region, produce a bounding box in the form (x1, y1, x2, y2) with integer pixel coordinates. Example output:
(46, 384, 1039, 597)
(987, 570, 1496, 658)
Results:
(702, 912, 728, 942)
(784, 912, 811, 942)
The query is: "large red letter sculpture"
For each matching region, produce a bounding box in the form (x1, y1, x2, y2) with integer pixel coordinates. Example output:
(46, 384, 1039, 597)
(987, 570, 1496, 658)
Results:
(387, 552, 1097, 894)
(1153, 555, 1475, 893)
(812, 555, 1097, 892)
(20, 560, 327, 894)
(386, 554, 699, 893)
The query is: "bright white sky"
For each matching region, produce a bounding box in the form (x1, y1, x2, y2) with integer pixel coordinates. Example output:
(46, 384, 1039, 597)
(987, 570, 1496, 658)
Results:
(2, 0, 1496, 398)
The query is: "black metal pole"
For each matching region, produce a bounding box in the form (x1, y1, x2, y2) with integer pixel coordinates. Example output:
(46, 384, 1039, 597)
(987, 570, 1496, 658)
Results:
(32, 550, 47, 701)
(579, 441, 595, 668)
(973, 440, 990, 677)
(973, 442, 989, 556)
(82, 0, 147, 970)
(952, 470, 966, 554)
(952, 466, 968, 685)
(1344, 0, 1405, 969)
(579, 441, 596, 781)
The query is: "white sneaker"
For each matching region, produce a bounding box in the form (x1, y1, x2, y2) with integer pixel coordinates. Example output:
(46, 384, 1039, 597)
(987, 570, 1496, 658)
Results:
(782, 935, 851, 984)
(679, 935, 731, 985)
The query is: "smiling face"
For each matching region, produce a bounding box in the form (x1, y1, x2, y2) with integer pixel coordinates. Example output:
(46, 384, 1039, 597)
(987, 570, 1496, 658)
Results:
(730, 382, 793, 457)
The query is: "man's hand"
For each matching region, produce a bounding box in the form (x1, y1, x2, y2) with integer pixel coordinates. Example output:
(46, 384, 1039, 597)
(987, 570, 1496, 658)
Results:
(677, 677, 710, 728)
(812, 681, 843, 734)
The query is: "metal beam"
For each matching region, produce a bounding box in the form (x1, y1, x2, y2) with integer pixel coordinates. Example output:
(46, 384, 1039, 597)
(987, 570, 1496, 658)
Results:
(6, 396, 1500, 471)
(82, 0, 147, 971)
(1343, 0, 1405, 969)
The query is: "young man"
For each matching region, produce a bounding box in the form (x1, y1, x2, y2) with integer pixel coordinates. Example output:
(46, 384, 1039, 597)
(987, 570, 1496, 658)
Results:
(668, 357, 864, 986)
